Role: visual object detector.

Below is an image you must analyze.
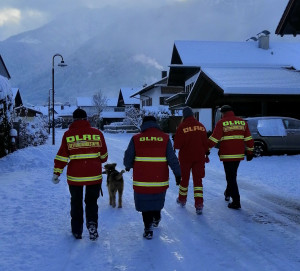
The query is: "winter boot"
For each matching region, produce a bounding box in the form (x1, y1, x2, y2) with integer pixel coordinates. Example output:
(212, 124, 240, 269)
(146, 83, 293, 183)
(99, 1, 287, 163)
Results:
(87, 222, 99, 241)
(224, 191, 230, 202)
(143, 228, 153, 240)
(176, 197, 186, 207)
(195, 206, 203, 215)
(72, 232, 82, 240)
(153, 218, 161, 228)
(228, 202, 241, 209)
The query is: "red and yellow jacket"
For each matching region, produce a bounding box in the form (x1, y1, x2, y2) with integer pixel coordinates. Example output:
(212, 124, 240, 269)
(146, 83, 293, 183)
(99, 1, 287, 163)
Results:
(174, 116, 209, 163)
(208, 111, 254, 161)
(132, 128, 170, 194)
(53, 120, 108, 186)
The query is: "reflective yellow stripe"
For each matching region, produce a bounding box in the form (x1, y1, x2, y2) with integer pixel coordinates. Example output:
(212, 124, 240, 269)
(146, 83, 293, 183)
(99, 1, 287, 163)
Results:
(135, 157, 167, 162)
(179, 190, 188, 196)
(54, 168, 63, 174)
(194, 193, 203, 198)
(133, 180, 169, 187)
(194, 187, 203, 191)
(244, 136, 253, 141)
(220, 154, 244, 159)
(246, 147, 254, 151)
(55, 155, 69, 162)
(209, 136, 218, 143)
(221, 135, 244, 140)
(179, 185, 188, 191)
(67, 174, 102, 182)
(69, 153, 100, 160)
(101, 152, 108, 159)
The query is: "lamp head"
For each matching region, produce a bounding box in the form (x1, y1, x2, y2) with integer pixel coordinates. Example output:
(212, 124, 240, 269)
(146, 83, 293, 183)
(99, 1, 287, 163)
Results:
(58, 60, 67, 67)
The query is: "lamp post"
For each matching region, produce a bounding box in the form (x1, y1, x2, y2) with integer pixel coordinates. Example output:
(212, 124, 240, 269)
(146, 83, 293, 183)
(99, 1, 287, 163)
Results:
(52, 54, 67, 145)
(48, 88, 52, 134)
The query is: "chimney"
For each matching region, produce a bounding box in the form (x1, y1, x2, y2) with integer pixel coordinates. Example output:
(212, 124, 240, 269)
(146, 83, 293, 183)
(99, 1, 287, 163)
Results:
(257, 30, 270, 50)
(258, 35, 269, 49)
(162, 70, 167, 78)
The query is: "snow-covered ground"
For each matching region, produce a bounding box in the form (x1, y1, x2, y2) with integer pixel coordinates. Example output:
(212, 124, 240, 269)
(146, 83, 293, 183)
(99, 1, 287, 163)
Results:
(0, 129, 299, 271)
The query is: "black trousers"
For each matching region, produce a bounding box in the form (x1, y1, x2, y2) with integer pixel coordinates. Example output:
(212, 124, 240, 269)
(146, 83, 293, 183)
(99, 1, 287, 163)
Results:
(223, 161, 240, 204)
(68, 184, 101, 234)
(142, 211, 161, 230)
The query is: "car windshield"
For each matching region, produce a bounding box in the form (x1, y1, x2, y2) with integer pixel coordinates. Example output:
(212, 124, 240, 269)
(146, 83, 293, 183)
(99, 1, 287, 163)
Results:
(257, 119, 287, 136)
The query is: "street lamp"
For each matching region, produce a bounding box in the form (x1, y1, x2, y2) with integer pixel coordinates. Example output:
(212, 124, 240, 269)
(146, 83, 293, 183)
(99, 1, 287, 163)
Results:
(52, 53, 67, 145)
(48, 88, 52, 134)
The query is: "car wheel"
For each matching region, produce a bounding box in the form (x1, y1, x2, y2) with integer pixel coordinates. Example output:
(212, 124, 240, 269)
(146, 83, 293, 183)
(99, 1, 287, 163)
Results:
(253, 141, 266, 157)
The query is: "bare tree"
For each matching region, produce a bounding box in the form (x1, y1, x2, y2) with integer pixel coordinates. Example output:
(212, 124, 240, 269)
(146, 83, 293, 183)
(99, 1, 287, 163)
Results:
(93, 91, 107, 129)
(124, 106, 143, 130)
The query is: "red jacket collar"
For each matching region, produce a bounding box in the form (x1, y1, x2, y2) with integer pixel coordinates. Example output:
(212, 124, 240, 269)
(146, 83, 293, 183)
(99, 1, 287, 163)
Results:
(69, 120, 91, 129)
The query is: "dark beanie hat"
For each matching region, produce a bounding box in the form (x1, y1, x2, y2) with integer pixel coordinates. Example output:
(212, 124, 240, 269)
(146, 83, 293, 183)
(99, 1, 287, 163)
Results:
(183, 106, 193, 118)
(73, 108, 87, 119)
(220, 105, 233, 113)
(142, 115, 156, 123)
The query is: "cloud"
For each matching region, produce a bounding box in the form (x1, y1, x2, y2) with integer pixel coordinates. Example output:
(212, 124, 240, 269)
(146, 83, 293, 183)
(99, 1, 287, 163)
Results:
(133, 54, 164, 70)
(0, 8, 21, 26)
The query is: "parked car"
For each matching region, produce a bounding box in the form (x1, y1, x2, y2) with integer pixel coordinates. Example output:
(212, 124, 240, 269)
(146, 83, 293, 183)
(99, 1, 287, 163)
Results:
(245, 116, 300, 157)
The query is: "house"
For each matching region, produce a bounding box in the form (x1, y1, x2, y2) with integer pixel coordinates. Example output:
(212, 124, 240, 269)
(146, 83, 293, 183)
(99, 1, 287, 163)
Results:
(11, 88, 23, 108)
(166, 36, 300, 131)
(276, 0, 300, 36)
(101, 98, 125, 126)
(130, 71, 183, 109)
(0, 55, 11, 79)
(76, 97, 98, 117)
(117, 87, 140, 108)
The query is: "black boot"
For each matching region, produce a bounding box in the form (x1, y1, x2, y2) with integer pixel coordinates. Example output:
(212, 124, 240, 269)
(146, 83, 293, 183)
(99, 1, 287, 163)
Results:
(87, 222, 99, 241)
(72, 232, 82, 239)
(143, 228, 153, 239)
(224, 191, 230, 201)
(228, 202, 241, 209)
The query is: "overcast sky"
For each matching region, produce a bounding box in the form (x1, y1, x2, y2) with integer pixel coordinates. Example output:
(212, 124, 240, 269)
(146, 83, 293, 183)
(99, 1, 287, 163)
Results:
(0, 0, 178, 41)
(0, 0, 296, 42)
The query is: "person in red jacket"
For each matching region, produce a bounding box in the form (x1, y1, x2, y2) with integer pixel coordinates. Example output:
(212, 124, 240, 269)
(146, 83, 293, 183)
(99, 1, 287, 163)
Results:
(52, 108, 108, 240)
(208, 105, 254, 209)
(123, 116, 181, 239)
(174, 106, 209, 215)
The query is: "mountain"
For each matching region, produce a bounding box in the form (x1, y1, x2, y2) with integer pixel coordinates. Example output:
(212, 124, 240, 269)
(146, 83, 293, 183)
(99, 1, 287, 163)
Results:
(0, 1, 288, 104)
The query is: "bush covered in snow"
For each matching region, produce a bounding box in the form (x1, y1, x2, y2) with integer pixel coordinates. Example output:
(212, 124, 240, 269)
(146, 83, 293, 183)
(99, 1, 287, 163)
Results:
(0, 75, 13, 157)
(18, 115, 48, 148)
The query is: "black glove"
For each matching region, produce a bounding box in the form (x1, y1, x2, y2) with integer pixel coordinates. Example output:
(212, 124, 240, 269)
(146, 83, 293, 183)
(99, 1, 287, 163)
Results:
(125, 168, 130, 172)
(175, 176, 181, 186)
(246, 154, 253, 161)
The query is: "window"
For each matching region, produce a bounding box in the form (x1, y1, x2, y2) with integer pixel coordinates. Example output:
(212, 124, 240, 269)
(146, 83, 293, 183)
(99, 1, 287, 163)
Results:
(283, 119, 300, 130)
(160, 97, 167, 105)
(146, 98, 152, 106)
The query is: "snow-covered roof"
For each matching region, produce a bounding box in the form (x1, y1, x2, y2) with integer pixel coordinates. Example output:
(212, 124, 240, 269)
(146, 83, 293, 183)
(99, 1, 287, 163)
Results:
(173, 40, 300, 70)
(76, 97, 94, 107)
(131, 77, 167, 97)
(34, 104, 77, 117)
(101, 111, 125, 118)
(201, 66, 300, 94)
(120, 87, 140, 104)
(11, 88, 19, 99)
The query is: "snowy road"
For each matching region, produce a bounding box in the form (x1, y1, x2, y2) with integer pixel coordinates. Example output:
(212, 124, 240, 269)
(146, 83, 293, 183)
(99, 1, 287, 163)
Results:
(0, 129, 299, 271)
